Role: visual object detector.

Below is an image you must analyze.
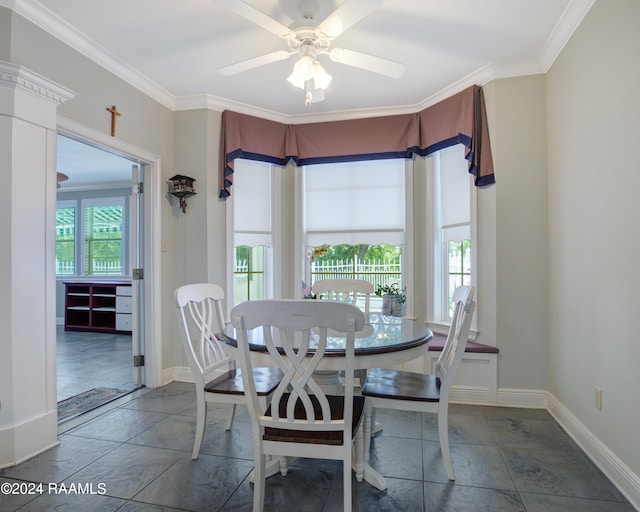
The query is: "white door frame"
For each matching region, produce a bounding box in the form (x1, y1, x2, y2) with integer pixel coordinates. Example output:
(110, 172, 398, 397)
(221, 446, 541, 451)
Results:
(56, 116, 163, 388)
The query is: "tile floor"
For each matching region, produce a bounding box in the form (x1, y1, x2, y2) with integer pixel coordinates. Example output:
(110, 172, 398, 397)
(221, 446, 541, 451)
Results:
(56, 326, 138, 402)
(1, 380, 635, 511)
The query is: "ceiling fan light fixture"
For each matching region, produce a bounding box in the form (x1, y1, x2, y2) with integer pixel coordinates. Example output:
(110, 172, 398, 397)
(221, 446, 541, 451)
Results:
(287, 55, 315, 89)
(312, 61, 332, 90)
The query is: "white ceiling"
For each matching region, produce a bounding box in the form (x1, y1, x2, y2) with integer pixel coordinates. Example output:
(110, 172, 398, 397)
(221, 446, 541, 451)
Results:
(56, 135, 136, 191)
(16, 0, 594, 122)
(15, 0, 593, 188)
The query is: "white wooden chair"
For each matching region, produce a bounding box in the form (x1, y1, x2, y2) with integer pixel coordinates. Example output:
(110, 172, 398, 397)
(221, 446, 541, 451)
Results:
(175, 283, 282, 459)
(311, 278, 374, 315)
(361, 285, 475, 480)
(230, 299, 366, 512)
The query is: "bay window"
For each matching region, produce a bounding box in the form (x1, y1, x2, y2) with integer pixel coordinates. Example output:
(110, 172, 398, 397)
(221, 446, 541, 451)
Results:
(298, 158, 410, 311)
(427, 144, 476, 329)
(228, 159, 275, 306)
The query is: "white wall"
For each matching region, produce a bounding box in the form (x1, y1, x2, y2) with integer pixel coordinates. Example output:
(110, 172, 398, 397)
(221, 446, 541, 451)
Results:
(547, 0, 640, 480)
(488, 76, 550, 392)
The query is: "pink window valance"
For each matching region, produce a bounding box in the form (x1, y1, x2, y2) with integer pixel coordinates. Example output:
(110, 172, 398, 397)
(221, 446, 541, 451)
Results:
(219, 84, 494, 198)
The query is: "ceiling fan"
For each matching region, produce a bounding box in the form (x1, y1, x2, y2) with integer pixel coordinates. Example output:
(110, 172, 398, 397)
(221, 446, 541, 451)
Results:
(56, 171, 69, 189)
(216, 0, 406, 106)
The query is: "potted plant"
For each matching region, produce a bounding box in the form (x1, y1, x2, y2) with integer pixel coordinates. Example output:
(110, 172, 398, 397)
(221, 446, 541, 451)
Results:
(375, 283, 406, 317)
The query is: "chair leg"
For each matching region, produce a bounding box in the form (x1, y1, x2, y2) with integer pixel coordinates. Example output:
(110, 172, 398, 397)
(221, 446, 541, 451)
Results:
(363, 400, 372, 462)
(437, 403, 455, 480)
(343, 446, 352, 512)
(353, 422, 364, 482)
(192, 398, 206, 460)
(225, 403, 237, 430)
(253, 442, 266, 512)
(279, 456, 289, 476)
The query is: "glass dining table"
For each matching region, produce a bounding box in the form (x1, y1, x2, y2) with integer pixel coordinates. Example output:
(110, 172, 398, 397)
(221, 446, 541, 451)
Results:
(220, 312, 433, 369)
(219, 311, 433, 491)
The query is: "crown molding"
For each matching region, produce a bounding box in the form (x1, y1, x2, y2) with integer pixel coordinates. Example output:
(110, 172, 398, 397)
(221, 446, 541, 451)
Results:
(8, 0, 594, 121)
(538, 0, 597, 71)
(11, 0, 176, 110)
(0, 60, 76, 104)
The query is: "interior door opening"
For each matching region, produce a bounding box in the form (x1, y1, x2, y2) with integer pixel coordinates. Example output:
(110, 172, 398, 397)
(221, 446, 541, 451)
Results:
(55, 134, 145, 422)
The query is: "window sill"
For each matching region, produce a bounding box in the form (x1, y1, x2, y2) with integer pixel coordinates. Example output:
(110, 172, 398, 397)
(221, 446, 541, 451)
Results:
(428, 333, 499, 354)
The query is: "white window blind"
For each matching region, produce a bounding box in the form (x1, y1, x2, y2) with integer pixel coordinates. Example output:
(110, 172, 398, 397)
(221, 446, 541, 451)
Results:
(233, 159, 272, 246)
(304, 159, 405, 246)
(438, 145, 470, 243)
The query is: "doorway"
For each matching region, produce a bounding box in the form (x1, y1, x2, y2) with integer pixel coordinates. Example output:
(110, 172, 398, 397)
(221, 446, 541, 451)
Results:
(55, 133, 145, 420)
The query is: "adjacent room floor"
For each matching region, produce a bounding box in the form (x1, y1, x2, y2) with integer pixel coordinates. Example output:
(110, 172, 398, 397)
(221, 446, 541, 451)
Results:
(56, 325, 139, 406)
(1, 381, 634, 511)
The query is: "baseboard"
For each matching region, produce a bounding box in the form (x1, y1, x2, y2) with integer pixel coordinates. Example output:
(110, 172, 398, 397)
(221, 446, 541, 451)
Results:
(0, 411, 59, 469)
(548, 393, 640, 510)
(172, 366, 195, 383)
(496, 388, 548, 408)
(450, 386, 494, 404)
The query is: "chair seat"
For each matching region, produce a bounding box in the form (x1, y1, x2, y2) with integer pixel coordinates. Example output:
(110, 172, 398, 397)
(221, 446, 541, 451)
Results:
(361, 367, 441, 402)
(264, 394, 366, 446)
(205, 367, 283, 396)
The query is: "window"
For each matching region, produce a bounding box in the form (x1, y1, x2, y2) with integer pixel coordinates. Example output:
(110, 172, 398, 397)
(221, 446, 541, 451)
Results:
(83, 200, 124, 275)
(427, 144, 475, 326)
(229, 159, 274, 306)
(225, 149, 475, 328)
(301, 159, 407, 306)
(56, 202, 76, 275)
(55, 196, 128, 277)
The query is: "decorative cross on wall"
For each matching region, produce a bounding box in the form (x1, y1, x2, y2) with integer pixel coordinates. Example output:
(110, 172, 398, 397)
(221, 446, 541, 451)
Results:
(106, 105, 121, 137)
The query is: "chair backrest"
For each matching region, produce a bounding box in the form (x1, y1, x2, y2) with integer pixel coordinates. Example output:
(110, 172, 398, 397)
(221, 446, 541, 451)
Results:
(231, 299, 365, 436)
(436, 285, 475, 391)
(175, 283, 231, 386)
(311, 279, 374, 315)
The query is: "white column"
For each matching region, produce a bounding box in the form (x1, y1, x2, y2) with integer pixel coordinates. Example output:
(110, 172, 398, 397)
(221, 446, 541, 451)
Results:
(0, 61, 75, 468)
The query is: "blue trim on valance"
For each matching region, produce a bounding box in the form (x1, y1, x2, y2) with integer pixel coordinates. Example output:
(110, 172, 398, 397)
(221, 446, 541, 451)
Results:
(295, 148, 419, 166)
(220, 85, 495, 197)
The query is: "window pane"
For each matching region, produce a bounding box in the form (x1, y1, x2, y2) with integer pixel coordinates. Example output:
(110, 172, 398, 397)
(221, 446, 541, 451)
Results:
(305, 160, 405, 246)
(84, 204, 123, 275)
(447, 240, 471, 316)
(234, 246, 266, 305)
(56, 207, 75, 275)
(309, 244, 402, 310)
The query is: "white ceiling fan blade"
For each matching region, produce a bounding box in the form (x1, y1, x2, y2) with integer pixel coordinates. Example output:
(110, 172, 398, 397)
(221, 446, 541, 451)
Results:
(329, 48, 406, 78)
(218, 50, 292, 76)
(317, 0, 384, 39)
(217, 0, 295, 38)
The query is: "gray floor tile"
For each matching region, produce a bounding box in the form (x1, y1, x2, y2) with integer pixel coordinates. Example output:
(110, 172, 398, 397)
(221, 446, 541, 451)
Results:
(128, 415, 197, 452)
(220, 466, 335, 512)
(368, 435, 423, 480)
(0, 477, 40, 511)
(423, 441, 516, 490)
(65, 444, 183, 500)
(133, 453, 253, 511)
(31, 333, 634, 512)
(65, 408, 170, 443)
(520, 492, 637, 512)
(487, 416, 578, 451)
(422, 411, 497, 445)
(6, 492, 127, 512)
(424, 482, 525, 512)
(371, 408, 423, 439)
(119, 502, 190, 512)
(503, 447, 626, 501)
(336, 475, 425, 512)
(0, 436, 119, 484)
(122, 388, 196, 415)
(198, 419, 255, 461)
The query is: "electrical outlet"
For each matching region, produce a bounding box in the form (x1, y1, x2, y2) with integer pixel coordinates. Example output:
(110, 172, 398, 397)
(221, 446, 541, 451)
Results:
(594, 387, 602, 410)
